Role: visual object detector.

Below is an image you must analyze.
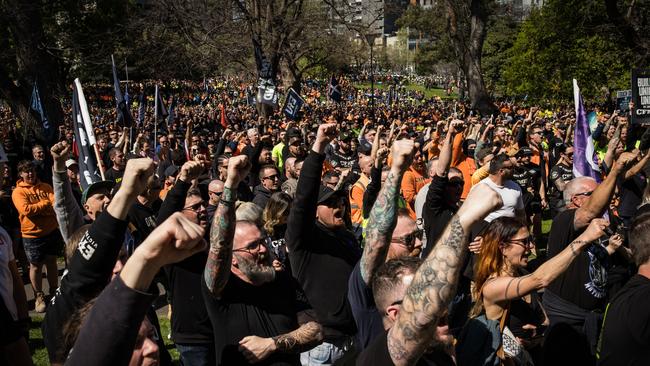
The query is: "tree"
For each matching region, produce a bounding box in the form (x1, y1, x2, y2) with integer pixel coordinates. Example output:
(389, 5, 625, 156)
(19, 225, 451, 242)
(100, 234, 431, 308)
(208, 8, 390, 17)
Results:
(501, 0, 633, 103)
(442, 0, 496, 113)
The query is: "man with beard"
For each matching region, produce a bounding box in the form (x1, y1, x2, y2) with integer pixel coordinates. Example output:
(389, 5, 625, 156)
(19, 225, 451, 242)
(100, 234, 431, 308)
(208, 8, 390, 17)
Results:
(203, 155, 323, 366)
(330, 131, 356, 170)
(281, 157, 303, 198)
(286, 123, 361, 365)
(157, 170, 215, 366)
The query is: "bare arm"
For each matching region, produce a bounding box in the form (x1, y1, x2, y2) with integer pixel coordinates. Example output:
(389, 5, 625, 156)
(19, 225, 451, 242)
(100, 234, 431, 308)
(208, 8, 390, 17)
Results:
(387, 184, 502, 365)
(204, 155, 250, 296)
(574, 152, 636, 229)
(272, 321, 323, 353)
(483, 219, 607, 304)
(237, 321, 324, 363)
(360, 140, 414, 284)
(624, 152, 649, 180)
(435, 121, 460, 177)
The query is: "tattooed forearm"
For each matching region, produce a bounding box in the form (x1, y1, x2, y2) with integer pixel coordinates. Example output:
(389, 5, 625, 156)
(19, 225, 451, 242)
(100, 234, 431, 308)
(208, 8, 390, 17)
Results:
(272, 321, 323, 354)
(204, 186, 237, 296)
(388, 215, 468, 365)
(361, 169, 403, 284)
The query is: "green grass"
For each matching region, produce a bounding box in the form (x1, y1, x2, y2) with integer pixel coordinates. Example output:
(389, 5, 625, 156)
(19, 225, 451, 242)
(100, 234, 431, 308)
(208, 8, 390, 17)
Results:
(29, 310, 179, 365)
(353, 83, 458, 100)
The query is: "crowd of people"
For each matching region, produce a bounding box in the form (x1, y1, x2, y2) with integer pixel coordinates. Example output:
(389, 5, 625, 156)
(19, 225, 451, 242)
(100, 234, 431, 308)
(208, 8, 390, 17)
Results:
(0, 75, 649, 366)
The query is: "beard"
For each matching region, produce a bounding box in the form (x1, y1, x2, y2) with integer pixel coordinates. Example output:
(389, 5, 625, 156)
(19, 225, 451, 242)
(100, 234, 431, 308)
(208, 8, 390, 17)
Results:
(234, 252, 276, 285)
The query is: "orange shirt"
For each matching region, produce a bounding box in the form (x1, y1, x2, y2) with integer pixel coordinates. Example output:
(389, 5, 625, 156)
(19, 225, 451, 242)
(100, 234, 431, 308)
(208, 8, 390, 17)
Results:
(11, 179, 58, 238)
(402, 166, 430, 219)
(349, 174, 370, 225)
(450, 133, 477, 199)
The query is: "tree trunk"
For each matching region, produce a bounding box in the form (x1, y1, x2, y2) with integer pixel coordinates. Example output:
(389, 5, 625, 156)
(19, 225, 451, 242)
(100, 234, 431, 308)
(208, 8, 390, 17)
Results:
(464, 0, 495, 114)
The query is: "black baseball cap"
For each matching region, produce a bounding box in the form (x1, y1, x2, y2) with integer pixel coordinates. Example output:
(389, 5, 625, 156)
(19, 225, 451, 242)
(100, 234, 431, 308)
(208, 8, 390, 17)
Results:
(82, 180, 115, 205)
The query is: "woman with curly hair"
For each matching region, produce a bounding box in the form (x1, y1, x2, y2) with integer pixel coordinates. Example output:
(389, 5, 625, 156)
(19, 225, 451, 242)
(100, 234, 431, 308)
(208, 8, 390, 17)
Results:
(461, 216, 608, 365)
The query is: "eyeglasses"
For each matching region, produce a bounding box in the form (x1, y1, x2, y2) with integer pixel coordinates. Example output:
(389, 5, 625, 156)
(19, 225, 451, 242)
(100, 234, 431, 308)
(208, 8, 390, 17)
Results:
(507, 236, 535, 249)
(233, 237, 269, 256)
(182, 201, 206, 213)
(263, 174, 279, 181)
(392, 229, 423, 249)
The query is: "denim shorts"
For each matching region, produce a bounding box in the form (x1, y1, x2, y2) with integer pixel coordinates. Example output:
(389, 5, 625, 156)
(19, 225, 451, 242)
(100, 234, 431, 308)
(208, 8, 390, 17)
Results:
(22, 230, 63, 264)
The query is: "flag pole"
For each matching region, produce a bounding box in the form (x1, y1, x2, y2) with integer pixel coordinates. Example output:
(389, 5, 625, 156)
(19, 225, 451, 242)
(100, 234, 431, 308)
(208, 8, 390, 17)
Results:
(125, 59, 133, 152)
(154, 84, 158, 152)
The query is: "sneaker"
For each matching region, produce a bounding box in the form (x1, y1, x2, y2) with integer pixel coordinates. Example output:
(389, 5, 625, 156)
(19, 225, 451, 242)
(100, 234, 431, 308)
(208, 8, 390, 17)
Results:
(35, 291, 47, 313)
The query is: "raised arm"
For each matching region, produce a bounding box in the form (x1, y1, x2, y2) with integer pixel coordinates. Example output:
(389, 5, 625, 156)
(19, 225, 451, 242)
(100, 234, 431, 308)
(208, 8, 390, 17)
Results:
(387, 184, 502, 365)
(360, 140, 415, 284)
(50, 141, 85, 242)
(436, 121, 461, 177)
(64, 158, 154, 298)
(574, 151, 637, 229)
(204, 155, 251, 297)
(285, 123, 337, 253)
(156, 161, 203, 224)
(482, 218, 608, 303)
(66, 213, 205, 366)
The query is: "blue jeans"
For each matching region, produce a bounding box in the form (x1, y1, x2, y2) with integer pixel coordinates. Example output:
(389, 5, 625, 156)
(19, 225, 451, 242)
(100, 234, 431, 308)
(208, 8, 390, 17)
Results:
(176, 343, 215, 366)
(300, 338, 355, 365)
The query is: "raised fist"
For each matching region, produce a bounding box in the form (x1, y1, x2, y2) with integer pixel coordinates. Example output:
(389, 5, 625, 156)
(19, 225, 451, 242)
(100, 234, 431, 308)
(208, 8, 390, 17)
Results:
(51, 141, 71, 171)
(462, 183, 503, 225)
(179, 161, 203, 183)
(391, 139, 416, 172)
(136, 212, 206, 268)
(121, 158, 155, 196)
(225, 155, 251, 187)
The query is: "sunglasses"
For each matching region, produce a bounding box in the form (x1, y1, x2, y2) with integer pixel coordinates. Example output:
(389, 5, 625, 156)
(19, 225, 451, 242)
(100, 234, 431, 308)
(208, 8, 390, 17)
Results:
(392, 229, 423, 248)
(209, 191, 223, 196)
(182, 201, 206, 213)
(263, 174, 279, 181)
(507, 236, 535, 249)
(574, 190, 593, 198)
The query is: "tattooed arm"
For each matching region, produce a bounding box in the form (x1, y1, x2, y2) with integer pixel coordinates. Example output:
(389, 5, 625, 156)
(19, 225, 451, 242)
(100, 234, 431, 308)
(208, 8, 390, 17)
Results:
(238, 322, 323, 363)
(204, 155, 251, 297)
(360, 140, 415, 284)
(387, 184, 503, 366)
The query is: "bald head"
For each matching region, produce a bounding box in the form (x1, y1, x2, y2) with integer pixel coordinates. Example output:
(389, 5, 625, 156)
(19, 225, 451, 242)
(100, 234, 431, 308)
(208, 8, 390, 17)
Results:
(285, 157, 296, 178)
(564, 176, 597, 206)
(208, 179, 224, 205)
(359, 155, 373, 176)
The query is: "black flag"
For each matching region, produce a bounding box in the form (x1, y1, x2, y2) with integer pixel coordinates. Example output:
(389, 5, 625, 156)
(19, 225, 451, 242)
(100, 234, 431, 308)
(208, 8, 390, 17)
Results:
(111, 55, 133, 127)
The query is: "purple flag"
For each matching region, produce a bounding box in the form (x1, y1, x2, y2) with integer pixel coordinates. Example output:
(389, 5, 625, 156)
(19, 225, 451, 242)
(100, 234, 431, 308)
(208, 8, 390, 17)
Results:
(572, 79, 601, 182)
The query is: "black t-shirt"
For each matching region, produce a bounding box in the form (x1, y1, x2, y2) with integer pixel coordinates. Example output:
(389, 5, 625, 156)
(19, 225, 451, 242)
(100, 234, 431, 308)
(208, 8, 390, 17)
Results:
(617, 172, 647, 219)
(512, 163, 541, 194)
(104, 167, 124, 184)
(546, 209, 609, 311)
(166, 252, 213, 344)
(127, 203, 157, 246)
(549, 162, 574, 207)
(598, 274, 650, 366)
(347, 262, 384, 350)
(329, 149, 356, 170)
(202, 271, 302, 366)
(356, 329, 455, 366)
